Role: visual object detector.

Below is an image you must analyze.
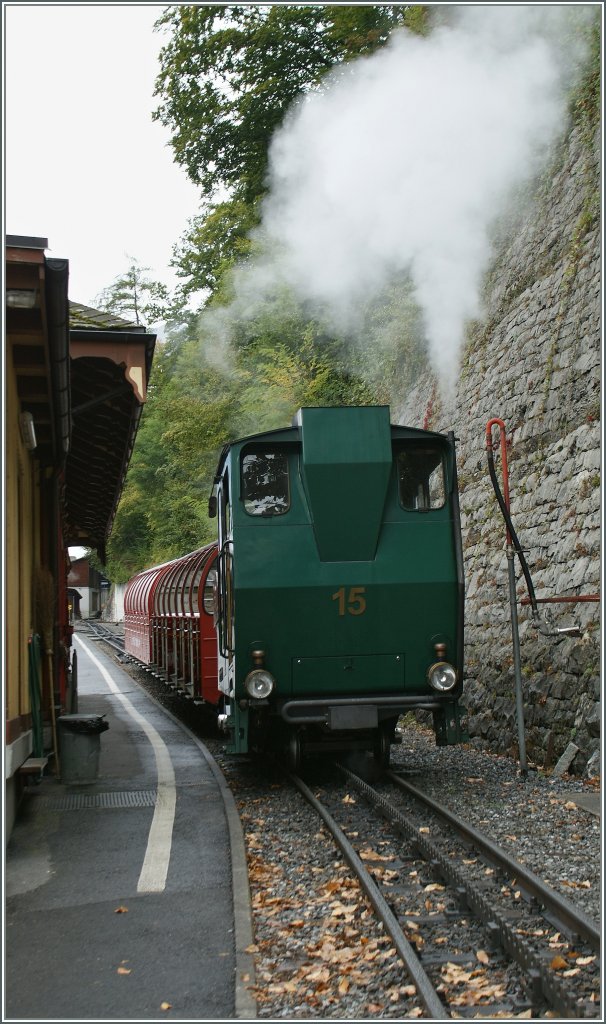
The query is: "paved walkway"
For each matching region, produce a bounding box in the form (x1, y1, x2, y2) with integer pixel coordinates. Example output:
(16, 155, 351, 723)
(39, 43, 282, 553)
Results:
(5, 632, 255, 1021)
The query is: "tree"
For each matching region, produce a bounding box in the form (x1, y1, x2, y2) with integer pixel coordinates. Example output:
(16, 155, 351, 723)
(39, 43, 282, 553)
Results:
(171, 198, 258, 303)
(153, 5, 422, 206)
(94, 258, 169, 327)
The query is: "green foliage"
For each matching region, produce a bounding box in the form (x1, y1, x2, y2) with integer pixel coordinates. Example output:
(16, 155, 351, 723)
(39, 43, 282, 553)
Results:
(153, 5, 419, 205)
(569, 8, 601, 140)
(94, 258, 170, 327)
(171, 199, 258, 301)
(102, 491, 151, 582)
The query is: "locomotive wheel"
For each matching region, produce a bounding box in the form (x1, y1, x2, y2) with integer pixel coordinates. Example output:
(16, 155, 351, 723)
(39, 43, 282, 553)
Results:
(373, 727, 391, 771)
(286, 731, 302, 772)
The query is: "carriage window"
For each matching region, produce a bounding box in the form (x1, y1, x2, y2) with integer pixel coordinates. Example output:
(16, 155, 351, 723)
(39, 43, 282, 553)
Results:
(242, 451, 290, 516)
(397, 447, 446, 510)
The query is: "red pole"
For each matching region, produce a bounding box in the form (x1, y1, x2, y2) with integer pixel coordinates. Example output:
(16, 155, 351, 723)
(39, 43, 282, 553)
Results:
(485, 417, 511, 544)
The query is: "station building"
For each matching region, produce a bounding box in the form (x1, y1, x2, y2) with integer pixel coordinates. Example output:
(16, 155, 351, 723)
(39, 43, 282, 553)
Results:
(4, 235, 155, 838)
(67, 556, 111, 620)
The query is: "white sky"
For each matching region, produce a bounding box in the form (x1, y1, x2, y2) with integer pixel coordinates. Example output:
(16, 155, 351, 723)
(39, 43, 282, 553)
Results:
(4, 3, 201, 307)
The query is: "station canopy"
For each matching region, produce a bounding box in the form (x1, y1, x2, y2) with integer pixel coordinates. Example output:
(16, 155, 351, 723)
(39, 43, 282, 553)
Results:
(67, 302, 155, 560)
(6, 236, 156, 561)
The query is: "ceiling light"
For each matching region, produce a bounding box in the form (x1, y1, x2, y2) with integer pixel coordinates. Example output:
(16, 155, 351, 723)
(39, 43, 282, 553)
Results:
(19, 411, 37, 451)
(7, 289, 38, 309)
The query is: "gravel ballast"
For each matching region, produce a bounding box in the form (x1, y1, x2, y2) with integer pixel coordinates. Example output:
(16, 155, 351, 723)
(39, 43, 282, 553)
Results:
(215, 726, 601, 1019)
(99, 638, 601, 1019)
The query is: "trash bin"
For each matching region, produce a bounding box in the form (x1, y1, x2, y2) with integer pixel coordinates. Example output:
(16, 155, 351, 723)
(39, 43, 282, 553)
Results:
(58, 714, 109, 785)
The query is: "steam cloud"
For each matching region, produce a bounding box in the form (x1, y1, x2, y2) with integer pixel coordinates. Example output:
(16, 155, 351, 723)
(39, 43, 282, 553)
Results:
(204, 6, 594, 397)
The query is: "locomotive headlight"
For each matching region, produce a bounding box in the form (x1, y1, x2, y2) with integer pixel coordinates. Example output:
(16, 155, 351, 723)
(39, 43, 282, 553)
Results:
(244, 669, 275, 700)
(427, 661, 457, 692)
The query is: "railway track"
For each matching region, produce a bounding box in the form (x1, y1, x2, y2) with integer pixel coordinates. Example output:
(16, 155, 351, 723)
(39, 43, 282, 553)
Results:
(81, 623, 600, 1018)
(83, 620, 126, 656)
(291, 766, 600, 1020)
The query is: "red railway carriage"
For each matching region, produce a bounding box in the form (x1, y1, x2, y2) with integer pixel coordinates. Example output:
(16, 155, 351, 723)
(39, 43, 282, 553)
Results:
(124, 543, 219, 706)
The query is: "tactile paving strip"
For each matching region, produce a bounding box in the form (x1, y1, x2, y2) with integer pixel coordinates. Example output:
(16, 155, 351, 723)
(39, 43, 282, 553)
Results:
(35, 790, 157, 810)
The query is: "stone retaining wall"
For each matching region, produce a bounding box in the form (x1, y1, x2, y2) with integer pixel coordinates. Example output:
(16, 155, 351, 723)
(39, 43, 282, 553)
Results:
(396, 124, 600, 775)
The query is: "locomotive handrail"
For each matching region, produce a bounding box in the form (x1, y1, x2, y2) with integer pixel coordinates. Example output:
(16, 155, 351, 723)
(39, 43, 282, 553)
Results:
(217, 540, 235, 658)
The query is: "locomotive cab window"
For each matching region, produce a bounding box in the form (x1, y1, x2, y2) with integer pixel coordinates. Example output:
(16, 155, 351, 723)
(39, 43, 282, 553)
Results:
(397, 446, 446, 511)
(241, 449, 290, 516)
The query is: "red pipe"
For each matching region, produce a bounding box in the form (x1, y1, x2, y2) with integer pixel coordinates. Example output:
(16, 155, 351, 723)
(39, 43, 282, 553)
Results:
(485, 418, 511, 543)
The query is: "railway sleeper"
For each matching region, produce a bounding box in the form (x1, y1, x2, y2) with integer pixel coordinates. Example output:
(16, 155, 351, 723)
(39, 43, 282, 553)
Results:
(454, 1004, 531, 1020)
(340, 767, 599, 1018)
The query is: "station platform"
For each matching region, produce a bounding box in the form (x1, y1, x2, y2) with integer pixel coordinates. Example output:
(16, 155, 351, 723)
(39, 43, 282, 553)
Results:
(5, 631, 256, 1021)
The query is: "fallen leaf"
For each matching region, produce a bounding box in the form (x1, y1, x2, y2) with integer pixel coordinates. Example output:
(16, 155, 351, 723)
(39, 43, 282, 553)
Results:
(563, 968, 581, 977)
(338, 978, 350, 995)
(442, 963, 473, 984)
(409, 1008, 423, 1018)
(564, 801, 577, 810)
(424, 883, 445, 892)
(268, 981, 298, 995)
(117, 967, 131, 975)
(550, 956, 568, 970)
(359, 848, 393, 862)
(307, 967, 330, 983)
(342, 794, 356, 804)
(419, 827, 430, 834)
(476, 950, 490, 964)
(576, 955, 597, 966)
(114, 906, 129, 914)
(160, 1002, 172, 1011)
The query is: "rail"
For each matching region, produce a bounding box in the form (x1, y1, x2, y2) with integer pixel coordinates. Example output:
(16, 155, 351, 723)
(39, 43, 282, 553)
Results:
(291, 763, 599, 1018)
(289, 771, 447, 1019)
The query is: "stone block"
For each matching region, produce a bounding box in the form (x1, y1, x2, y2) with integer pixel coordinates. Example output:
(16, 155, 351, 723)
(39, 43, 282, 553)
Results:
(552, 741, 579, 777)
